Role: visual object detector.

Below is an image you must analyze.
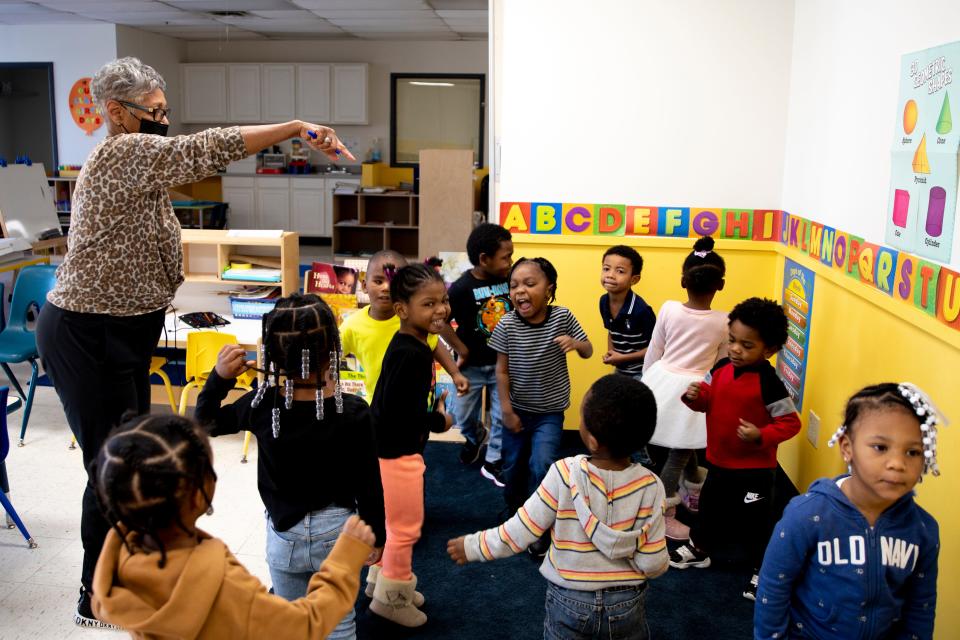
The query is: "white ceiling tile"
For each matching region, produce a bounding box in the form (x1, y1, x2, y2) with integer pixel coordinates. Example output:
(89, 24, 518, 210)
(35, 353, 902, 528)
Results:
(435, 10, 486, 19)
(341, 22, 451, 33)
(329, 17, 446, 26)
(292, 0, 427, 10)
(0, 12, 104, 23)
(248, 9, 317, 19)
(428, 0, 487, 8)
(353, 31, 457, 40)
(304, 9, 434, 19)
(166, 0, 300, 10)
(0, 3, 57, 13)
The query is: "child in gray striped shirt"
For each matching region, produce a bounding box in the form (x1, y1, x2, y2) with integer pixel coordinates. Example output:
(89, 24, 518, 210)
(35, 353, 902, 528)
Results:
(448, 374, 668, 640)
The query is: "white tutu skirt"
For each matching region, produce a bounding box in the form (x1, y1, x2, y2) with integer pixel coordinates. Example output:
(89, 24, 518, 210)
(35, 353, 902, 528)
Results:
(644, 361, 707, 449)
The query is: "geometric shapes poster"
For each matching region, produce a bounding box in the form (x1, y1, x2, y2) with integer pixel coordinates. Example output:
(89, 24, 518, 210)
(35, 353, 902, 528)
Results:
(886, 40, 959, 264)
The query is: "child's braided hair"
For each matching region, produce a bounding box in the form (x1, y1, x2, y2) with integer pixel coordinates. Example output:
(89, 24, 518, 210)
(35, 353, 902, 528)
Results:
(250, 293, 343, 436)
(91, 414, 215, 568)
(508, 257, 559, 303)
(682, 236, 726, 295)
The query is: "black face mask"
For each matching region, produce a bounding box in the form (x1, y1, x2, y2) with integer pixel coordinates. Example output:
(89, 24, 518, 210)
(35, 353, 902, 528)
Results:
(138, 117, 169, 137)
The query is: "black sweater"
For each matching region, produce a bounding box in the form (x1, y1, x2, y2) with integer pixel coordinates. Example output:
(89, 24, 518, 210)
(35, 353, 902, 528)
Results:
(370, 332, 447, 459)
(195, 370, 386, 546)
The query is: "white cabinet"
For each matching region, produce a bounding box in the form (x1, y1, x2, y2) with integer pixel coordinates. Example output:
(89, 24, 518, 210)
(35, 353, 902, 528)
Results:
(296, 64, 331, 123)
(228, 64, 261, 122)
(182, 62, 368, 125)
(332, 64, 368, 124)
(291, 180, 326, 236)
(221, 177, 256, 229)
(256, 177, 291, 230)
(182, 64, 227, 123)
(262, 64, 296, 122)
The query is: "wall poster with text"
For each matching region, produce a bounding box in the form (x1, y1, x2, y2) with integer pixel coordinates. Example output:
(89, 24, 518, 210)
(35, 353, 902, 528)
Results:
(779, 258, 815, 411)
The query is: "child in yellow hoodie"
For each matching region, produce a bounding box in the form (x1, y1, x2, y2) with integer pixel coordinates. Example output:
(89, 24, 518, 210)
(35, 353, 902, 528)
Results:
(90, 414, 374, 639)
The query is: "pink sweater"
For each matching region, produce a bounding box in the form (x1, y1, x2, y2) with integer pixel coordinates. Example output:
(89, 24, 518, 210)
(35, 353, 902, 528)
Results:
(642, 301, 727, 375)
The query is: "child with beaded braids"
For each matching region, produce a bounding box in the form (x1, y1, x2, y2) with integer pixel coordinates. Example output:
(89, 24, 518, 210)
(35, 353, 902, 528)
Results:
(754, 383, 945, 640)
(194, 293, 385, 640)
(90, 414, 377, 639)
(368, 263, 455, 628)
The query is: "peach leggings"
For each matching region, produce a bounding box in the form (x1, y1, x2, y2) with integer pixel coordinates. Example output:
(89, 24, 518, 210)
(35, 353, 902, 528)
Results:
(378, 454, 426, 580)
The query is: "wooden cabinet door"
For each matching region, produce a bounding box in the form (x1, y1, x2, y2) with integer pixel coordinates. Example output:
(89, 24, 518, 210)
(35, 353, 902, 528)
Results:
(332, 64, 368, 124)
(261, 64, 296, 122)
(296, 64, 331, 124)
(228, 64, 261, 123)
(182, 64, 227, 123)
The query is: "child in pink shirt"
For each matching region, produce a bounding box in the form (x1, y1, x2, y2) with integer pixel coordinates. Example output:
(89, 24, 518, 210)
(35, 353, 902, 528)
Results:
(642, 236, 727, 540)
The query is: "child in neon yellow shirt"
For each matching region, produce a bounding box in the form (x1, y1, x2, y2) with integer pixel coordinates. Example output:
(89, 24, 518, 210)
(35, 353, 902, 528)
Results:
(340, 250, 467, 402)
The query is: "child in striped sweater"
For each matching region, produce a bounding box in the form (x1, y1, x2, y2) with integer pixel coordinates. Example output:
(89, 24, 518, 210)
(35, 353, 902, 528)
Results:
(448, 374, 668, 639)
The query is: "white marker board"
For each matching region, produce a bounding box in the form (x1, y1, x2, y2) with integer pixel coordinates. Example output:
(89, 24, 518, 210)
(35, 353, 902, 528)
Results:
(0, 164, 62, 241)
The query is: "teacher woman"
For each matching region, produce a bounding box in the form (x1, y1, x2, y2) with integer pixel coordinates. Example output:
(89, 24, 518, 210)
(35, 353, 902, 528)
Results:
(35, 56, 354, 629)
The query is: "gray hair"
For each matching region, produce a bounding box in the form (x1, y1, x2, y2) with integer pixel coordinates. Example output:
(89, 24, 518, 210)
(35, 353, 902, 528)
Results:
(91, 57, 166, 114)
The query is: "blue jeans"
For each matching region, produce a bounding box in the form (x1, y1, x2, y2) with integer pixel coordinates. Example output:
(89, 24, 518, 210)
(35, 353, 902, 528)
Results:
(266, 506, 357, 640)
(502, 410, 564, 511)
(543, 582, 649, 640)
(452, 364, 503, 464)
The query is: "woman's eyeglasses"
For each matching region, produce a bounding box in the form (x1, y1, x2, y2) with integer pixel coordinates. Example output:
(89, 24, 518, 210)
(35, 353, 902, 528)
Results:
(118, 100, 171, 122)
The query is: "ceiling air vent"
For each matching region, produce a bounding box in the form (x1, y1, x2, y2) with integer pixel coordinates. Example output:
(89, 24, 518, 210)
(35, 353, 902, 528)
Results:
(207, 11, 251, 18)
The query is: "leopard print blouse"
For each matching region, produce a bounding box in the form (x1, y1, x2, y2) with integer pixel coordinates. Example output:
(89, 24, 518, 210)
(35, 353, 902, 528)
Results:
(47, 127, 247, 316)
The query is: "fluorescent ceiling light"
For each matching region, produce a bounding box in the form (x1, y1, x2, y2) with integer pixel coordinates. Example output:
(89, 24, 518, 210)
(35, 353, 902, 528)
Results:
(409, 81, 455, 87)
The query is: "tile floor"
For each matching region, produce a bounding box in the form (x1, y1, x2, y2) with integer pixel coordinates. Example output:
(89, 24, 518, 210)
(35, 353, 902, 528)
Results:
(0, 360, 462, 639)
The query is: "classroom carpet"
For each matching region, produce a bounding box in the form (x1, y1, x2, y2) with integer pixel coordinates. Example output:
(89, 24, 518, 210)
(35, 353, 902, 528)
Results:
(354, 435, 766, 639)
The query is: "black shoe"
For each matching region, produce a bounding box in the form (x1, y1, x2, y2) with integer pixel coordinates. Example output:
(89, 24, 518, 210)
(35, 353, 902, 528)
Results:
(481, 460, 505, 487)
(527, 535, 550, 558)
(458, 425, 488, 465)
(75, 587, 121, 630)
(742, 573, 759, 601)
(668, 543, 711, 569)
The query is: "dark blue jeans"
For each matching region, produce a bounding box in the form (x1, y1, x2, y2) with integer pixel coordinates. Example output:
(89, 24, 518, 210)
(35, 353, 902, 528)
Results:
(502, 410, 563, 512)
(543, 582, 649, 640)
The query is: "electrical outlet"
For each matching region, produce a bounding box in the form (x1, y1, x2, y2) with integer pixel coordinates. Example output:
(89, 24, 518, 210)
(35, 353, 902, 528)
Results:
(807, 410, 820, 448)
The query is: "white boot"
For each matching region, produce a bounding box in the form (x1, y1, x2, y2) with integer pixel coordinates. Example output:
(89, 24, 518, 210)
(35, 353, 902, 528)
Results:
(369, 574, 427, 627)
(364, 565, 425, 606)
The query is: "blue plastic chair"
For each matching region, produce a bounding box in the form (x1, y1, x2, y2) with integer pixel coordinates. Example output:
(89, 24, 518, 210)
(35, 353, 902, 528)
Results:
(0, 386, 37, 548)
(0, 264, 58, 446)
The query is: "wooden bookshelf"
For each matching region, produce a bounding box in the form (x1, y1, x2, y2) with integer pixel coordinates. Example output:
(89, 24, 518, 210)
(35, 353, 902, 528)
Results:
(331, 192, 419, 258)
(180, 229, 300, 296)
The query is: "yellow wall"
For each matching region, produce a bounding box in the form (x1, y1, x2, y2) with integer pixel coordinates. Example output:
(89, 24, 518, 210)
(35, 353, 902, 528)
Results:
(511, 234, 959, 638)
(511, 235, 781, 431)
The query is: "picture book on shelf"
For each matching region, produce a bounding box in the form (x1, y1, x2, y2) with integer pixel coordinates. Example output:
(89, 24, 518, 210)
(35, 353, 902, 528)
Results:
(308, 261, 359, 295)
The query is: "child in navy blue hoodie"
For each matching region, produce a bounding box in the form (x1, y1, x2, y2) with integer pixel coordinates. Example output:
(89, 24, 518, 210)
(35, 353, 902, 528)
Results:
(754, 382, 943, 640)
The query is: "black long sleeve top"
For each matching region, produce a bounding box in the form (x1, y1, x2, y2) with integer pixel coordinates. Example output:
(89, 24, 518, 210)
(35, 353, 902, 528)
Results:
(195, 369, 386, 546)
(370, 332, 447, 459)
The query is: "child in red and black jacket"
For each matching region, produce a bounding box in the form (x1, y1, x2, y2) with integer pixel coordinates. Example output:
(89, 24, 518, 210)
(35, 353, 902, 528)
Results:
(668, 297, 801, 603)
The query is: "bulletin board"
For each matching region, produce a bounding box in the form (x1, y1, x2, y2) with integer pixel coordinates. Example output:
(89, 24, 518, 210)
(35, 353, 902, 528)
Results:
(885, 40, 960, 264)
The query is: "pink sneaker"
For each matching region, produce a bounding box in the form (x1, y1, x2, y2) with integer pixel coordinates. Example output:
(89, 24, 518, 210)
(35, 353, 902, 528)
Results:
(664, 506, 690, 541)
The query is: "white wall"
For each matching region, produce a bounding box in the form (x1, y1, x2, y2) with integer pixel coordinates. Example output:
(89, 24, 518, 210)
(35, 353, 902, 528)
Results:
(781, 0, 960, 265)
(115, 27, 187, 136)
(494, 0, 795, 207)
(184, 39, 488, 164)
(0, 24, 117, 166)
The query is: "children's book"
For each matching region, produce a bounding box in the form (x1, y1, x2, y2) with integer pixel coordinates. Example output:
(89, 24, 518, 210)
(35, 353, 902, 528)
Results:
(308, 261, 359, 295)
